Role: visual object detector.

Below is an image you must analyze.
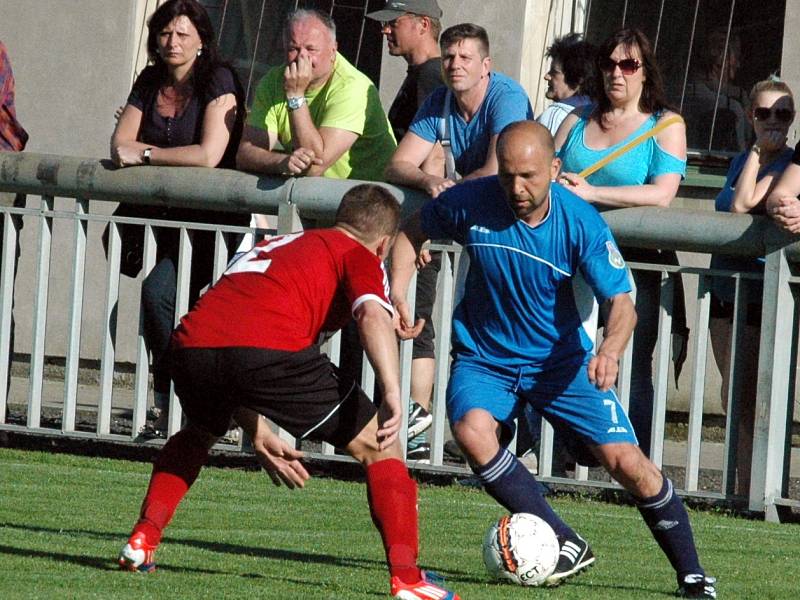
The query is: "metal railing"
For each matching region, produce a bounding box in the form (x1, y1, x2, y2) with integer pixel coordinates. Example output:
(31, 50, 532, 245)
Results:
(1, 152, 798, 521)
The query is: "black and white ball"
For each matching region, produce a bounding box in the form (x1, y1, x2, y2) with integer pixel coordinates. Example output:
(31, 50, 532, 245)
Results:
(482, 513, 560, 586)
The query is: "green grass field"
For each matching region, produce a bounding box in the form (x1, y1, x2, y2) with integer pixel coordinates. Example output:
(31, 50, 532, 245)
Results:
(0, 448, 797, 599)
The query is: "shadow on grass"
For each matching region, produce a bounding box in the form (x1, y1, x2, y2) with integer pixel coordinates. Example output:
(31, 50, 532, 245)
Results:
(0, 520, 473, 583)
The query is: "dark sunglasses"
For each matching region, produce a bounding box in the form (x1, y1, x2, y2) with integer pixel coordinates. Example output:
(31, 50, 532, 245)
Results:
(598, 57, 641, 75)
(753, 107, 794, 123)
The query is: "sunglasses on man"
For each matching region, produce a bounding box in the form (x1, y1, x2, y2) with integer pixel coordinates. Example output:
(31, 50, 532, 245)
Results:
(598, 57, 642, 75)
(753, 107, 795, 123)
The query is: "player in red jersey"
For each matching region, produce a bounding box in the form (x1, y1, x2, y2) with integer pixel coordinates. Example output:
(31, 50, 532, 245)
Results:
(118, 184, 460, 600)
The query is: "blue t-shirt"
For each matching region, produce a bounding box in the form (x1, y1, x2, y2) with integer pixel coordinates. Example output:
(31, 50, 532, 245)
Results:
(710, 147, 793, 303)
(421, 178, 631, 368)
(558, 108, 686, 185)
(408, 72, 533, 176)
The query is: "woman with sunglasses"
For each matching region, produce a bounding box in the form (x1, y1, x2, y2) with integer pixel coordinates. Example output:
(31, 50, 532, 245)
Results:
(709, 78, 795, 496)
(554, 28, 687, 458)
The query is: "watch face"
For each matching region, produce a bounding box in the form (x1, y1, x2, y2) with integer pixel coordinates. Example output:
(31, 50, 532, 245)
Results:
(288, 96, 305, 110)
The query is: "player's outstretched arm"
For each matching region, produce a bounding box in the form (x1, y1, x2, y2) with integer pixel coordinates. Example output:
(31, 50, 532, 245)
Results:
(588, 293, 637, 391)
(355, 301, 402, 450)
(390, 212, 429, 341)
(233, 407, 310, 489)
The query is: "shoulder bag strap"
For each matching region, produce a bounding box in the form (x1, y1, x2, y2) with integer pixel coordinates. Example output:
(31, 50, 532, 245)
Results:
(577, 114, 684, 180)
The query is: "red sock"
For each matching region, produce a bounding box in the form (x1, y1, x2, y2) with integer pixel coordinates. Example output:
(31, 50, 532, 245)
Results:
(366, 458, 421, 584)
(131, 428, 209, 545)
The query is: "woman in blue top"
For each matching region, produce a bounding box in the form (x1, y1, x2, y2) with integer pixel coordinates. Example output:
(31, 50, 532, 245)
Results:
(709, 78, 794, 495)
(554, 28, 687, 458)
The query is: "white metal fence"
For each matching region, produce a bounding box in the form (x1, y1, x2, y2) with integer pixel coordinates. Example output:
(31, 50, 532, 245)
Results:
(1, 153, 798, 521)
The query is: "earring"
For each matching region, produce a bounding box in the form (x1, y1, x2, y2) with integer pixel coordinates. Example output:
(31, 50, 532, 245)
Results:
(197, 48, 202, 57)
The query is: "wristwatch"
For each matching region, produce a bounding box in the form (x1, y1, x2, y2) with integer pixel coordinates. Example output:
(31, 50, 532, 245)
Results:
(287, 96, 306, 111)
(751, 144, 762, 156)
(142, 147, 153, 164)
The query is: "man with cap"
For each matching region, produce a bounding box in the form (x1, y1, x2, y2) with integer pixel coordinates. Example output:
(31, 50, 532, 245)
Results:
(367, 0, 444, 144)
(367, 0, 445, 463)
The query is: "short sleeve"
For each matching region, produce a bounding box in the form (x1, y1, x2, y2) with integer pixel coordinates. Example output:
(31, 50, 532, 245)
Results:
(793, 140, 800, 165)
(316, 75, 369, 135)
(485, 81, 533, 136)
(647, 142, 687, 181)
(247, 69, 282, 132)
(203, 66, 239, 104)
(577, 221, 631, 303)
(127, 66, 159, 111)
(408, 87, 448, 143)
(341, 248, 393, 317)
(420, 186, 475, 244)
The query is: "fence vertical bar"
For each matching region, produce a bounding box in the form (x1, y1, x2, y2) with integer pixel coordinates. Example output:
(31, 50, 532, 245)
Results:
(63, 198, 89, 433)
(28, 195, 55, 429)
(685, 274, 711, 491)
(430, 247, 455, 466)
(0, 207, 19, 422)
(132, 223, 157, 438)
(98, 219, 122, 435)
(751, 247, 793, 519)
(649, 271, 674, 468)
(166, 226, 192, 436)
(275, 203, 302, 447)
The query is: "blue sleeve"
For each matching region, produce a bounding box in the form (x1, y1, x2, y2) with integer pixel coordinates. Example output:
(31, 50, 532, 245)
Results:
(408, 87, 448, 143)
(714, 152, 747, 212)
(487, 92, 534, 136)
(420, 187, 471, 244)
(577, 218, 631, 303)
(648, 142, 687, 181)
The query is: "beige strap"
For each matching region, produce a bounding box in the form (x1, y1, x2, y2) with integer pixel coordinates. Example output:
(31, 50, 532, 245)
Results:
(577, 115, 684, 179)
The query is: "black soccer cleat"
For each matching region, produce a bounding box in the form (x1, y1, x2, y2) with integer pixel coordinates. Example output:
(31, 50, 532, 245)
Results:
(545, 534, 595, 586)
(676, 574, 717, 598)
(407, 402, 433, 439)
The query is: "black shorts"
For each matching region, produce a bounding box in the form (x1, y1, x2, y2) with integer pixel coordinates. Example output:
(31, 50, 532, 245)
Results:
(412, 251, 442, 359)
(170, 346, 377, 447)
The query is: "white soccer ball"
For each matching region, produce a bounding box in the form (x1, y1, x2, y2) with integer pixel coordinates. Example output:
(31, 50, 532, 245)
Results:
(482, 513, 560, 586)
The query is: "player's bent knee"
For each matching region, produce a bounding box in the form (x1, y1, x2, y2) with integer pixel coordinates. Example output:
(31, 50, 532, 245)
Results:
(452, 410, 501, 465)
(345, 416, 403, 466)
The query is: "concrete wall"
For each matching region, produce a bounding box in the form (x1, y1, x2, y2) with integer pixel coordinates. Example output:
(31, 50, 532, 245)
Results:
(0, 0, 145, 362)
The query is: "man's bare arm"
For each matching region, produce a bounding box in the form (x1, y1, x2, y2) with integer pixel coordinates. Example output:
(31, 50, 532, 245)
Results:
(385, 133, 454, 197)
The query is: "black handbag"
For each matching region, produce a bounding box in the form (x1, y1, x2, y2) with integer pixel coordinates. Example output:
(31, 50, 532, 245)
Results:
(102, 203, 166, 278)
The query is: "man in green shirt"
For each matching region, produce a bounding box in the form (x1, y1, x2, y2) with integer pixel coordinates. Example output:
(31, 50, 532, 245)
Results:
(237, 8, 396, 181)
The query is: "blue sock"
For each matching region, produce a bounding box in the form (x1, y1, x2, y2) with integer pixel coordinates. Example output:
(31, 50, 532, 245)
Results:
(475, 447, 574, 539)
(635, 476, 704, 582)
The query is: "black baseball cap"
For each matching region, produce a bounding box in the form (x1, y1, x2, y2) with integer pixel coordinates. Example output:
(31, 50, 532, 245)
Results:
(366, 0, 443, 21)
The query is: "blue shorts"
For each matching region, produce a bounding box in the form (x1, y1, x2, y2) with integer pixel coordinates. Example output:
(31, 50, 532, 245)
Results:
(447, 356, 638, 452)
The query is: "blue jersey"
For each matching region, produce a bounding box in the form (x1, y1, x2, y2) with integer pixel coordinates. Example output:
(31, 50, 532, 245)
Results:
(421, 178, 631, 368)
(408, 72, 533, 176)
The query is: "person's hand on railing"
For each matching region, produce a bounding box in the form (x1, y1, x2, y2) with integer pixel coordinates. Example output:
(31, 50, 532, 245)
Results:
(111, 140, 149, 168)
(279, 147, 322, 176)
(768, 195, 800, 234)
(416, 248, 433, 269)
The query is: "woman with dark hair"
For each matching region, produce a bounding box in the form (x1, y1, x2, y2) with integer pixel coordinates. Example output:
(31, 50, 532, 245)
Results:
(554, 28, 688, 459)
(537, 33, 597, 135)
(111, 0, 247, 435)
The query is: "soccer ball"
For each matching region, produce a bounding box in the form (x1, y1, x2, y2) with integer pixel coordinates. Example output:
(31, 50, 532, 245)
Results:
(482, 513, 560, 586)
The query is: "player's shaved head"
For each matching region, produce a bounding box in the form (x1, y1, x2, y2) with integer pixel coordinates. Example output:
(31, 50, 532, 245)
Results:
(335, 184, 401, 243)
(497, 120, 555, 162)
(496, 120, 560, 225)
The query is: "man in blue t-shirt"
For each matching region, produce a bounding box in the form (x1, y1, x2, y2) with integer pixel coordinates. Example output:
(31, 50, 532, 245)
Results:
(384, 22, 533, 197)
(390, 121, 716, 598)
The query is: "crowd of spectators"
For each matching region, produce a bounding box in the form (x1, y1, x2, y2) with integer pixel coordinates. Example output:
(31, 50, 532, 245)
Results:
(2, 0, 799, 498)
